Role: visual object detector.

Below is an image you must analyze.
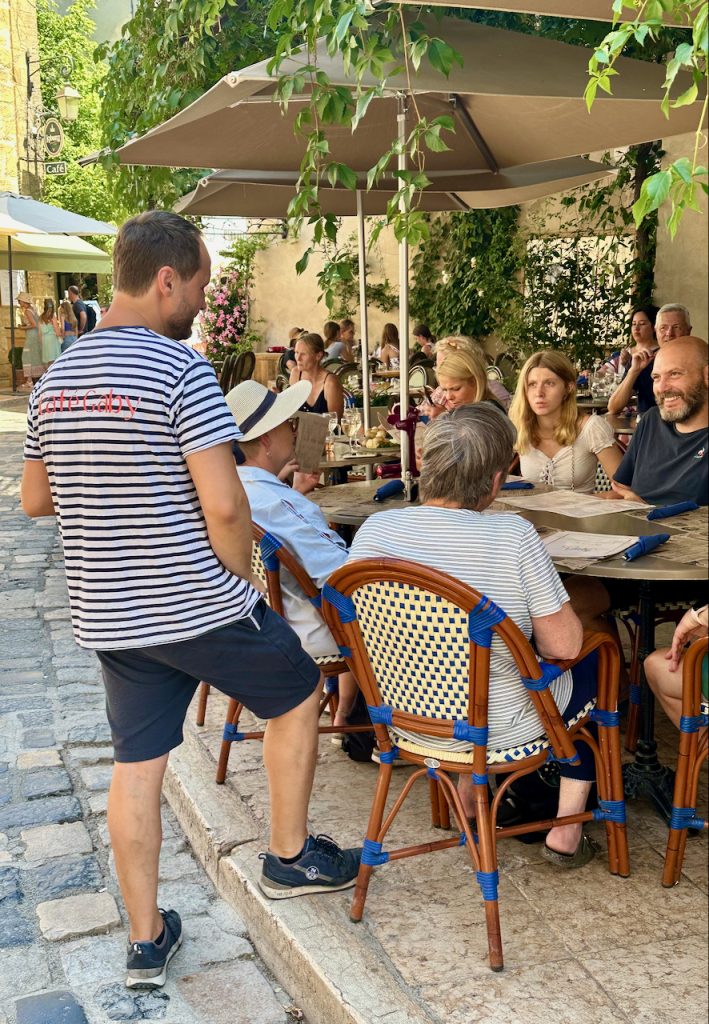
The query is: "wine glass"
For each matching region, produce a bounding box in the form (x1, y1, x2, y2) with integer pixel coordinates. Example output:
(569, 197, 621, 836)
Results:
(341, 409, 361, 454)
(327, 412, 339, 442)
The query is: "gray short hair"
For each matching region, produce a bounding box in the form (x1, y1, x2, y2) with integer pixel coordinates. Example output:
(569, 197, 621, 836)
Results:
(419, 404, 517, 509)
(657, 303, 691, 324)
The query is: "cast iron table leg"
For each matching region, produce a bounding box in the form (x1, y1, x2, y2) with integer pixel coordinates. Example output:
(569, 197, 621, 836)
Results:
(622, 580, 676, 822)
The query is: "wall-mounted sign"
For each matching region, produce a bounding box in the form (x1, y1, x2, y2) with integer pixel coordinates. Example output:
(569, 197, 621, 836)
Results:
(45, 161, 68, 176)
(42, 118, 65, 158)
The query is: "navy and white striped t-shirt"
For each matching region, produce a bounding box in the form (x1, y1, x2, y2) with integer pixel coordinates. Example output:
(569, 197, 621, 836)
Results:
(23, 326, 259, 650)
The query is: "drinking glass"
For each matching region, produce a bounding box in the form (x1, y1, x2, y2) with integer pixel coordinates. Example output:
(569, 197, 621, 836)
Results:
(327, 412, 339, 441)
(341, 409, 361, 454)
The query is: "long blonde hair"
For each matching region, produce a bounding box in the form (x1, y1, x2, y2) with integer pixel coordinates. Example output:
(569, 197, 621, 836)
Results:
(60, 299, 77, 330)
(508, 350, 579, 454)
(435, 337, 495, 404)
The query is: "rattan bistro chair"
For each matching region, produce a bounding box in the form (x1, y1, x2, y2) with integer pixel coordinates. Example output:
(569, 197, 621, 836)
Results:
(322, 558, 629, 972)
(662, 637, 708, 887)
(210, 525, 369, 784)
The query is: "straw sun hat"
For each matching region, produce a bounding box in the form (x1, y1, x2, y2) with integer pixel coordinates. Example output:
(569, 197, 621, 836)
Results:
(226, 379, 310, 442)
(16, 292, 32, 304)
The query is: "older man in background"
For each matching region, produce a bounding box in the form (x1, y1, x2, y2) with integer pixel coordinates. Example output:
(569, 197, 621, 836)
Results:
(608, 302, 692, 417)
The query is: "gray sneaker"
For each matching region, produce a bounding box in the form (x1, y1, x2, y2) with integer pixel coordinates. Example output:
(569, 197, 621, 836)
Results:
(125, 909, 183, 988)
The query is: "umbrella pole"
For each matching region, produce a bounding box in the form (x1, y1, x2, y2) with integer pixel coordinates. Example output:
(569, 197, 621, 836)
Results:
(8, 237, 16, 393)
(397, 95, 411, 498)
(356, 190, 373, 481)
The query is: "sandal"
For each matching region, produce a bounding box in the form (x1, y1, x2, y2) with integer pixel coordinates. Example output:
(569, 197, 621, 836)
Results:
(541, 833, 596, 869)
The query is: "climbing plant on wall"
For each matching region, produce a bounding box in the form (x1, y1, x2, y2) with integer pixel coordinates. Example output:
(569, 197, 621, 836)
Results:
(410, 207, 522, 342)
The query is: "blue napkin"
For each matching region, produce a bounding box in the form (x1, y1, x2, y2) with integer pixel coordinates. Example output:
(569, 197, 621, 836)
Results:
(647, 501, 699, 521)
(623, 533, 670, 561)
(373, 479, 405, 502)
(501, 480, 534, 491)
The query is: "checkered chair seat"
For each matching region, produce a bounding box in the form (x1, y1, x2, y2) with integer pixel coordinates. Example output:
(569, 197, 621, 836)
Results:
(594, 461, 613, 492)
(390, 698, 597, 765)
(701, 701, 709, 717)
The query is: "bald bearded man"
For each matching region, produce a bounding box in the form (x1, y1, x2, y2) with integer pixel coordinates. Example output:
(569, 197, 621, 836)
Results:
(611, 336, 708, 507)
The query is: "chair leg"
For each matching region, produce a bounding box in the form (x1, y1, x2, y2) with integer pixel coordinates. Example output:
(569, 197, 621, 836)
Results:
(216, 698, 243, 784)
(471, 778, 503, 972)
(624, 628, 641, 753)
(195, 681, 210, 726)
(662, 732, 705, 887)
(351, 764, 394, 923)
(428, 776, 442, 828)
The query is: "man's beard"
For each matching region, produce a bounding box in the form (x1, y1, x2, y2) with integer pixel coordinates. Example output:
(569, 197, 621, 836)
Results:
(657, 380, 707, 423)
(166, 305, 197, 341)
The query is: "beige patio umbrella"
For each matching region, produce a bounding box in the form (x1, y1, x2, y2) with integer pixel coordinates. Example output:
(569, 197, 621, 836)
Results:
(118, 16, 704, 488)
(176, 156, 614, 450)
(381, 1, 686, 24)
(175, 158, 615, 216)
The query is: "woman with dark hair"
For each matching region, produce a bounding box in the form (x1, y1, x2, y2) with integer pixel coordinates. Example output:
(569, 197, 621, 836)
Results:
(607, 304, 659, 416)
(412, 323, 435, 358)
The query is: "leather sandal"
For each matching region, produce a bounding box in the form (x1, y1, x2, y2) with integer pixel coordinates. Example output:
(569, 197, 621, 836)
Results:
(541, 833, 596, 869)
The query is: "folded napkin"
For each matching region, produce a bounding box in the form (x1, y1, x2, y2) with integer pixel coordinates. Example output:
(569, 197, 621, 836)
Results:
(647, 501, 699, 521)
(623, 533, 670, 561)
(501, 480, 534, 491)
(373, 479, 405, 502)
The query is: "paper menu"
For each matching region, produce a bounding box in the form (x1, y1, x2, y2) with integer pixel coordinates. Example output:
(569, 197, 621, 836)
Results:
(541, 532, 638, 560)
(293, 412, 329, 473)
(499, 491, 652, 518)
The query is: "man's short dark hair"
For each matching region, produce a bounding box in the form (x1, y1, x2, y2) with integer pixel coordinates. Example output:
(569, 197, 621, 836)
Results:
(68, 285, 79, 298)
(113, 211, 203, 297)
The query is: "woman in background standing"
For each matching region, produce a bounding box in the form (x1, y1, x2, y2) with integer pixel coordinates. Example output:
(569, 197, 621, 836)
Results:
(60, 300, 78, 352)
(39, 299, 62, 367)
(17, 292, 42, 390)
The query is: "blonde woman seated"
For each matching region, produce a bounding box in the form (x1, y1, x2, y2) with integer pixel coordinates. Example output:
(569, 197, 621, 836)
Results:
(509, 351, 622, 492)
(423, 335, 510, 417)
(289, 332, 344, 420)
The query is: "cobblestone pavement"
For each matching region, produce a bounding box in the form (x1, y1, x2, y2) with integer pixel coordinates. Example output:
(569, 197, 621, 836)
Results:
(0, 397, 305, 1024)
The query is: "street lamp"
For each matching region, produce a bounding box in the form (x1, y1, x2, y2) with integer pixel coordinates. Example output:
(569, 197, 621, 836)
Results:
(55, 85, 81, 123)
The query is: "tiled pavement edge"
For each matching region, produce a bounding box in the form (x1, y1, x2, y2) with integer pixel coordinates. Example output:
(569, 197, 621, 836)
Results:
(0, 399, 305, 1024)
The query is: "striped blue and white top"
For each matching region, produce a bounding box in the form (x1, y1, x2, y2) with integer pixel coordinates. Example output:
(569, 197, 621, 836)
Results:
(24, 327, 259, 650)
(348, 506, 573, 749)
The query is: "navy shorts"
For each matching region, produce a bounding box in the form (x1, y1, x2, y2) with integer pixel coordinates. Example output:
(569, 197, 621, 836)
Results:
(96, 601, 320, 763)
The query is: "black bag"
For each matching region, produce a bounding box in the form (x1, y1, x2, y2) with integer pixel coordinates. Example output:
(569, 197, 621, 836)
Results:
(84, 303, 97, 333)
(341, 690, 376, 763)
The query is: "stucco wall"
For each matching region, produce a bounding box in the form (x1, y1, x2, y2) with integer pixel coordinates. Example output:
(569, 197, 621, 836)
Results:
(653, 131, 708, 341)
(250, 219, 406, 354)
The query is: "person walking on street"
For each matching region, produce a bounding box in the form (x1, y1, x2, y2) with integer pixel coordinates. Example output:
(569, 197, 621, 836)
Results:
(21, 211, 360, 991)
(67, 284, 89, 336)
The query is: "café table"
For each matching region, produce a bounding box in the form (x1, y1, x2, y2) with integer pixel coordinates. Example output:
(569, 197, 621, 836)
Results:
(577, 397, 611, 411)
(310, 481, 708, 822)
(606, 413, 637, 437)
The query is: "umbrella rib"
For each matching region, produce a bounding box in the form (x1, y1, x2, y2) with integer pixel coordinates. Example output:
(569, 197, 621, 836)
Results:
(450, 94, 499, 174)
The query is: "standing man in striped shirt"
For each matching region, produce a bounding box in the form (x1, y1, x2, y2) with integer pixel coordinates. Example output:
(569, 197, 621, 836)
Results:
(21, 211, 360, 989)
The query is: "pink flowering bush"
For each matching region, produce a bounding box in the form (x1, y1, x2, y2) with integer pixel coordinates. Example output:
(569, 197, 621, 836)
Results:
(200, 268, 250, 364)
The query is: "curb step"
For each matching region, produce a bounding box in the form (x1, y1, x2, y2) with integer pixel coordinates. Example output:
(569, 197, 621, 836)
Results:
(163, 718, 434, 1024)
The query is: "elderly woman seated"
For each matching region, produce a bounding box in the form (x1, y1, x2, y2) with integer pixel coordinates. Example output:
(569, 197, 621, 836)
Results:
(348, 404, 603, 867)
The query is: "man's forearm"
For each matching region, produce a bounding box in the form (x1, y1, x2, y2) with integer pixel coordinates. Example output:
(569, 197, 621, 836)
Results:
(205, 502, 253, 581)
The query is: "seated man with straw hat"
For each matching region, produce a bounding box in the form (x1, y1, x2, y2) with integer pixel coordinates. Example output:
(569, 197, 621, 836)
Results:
(226, 379, 359, 729)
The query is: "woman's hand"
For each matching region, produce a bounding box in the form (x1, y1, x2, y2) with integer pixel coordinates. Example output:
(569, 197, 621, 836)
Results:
(666, 607, 709, 672)
(277, 459, 299, 482)
(293, 471, 321, 494)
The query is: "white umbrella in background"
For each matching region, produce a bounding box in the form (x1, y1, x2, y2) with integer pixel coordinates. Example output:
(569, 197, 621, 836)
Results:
(0, 192, 116, 391)
(118, 16, 704, 487)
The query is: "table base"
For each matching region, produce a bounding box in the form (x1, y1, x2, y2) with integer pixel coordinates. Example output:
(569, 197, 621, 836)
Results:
(622, 750, 675, 822)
